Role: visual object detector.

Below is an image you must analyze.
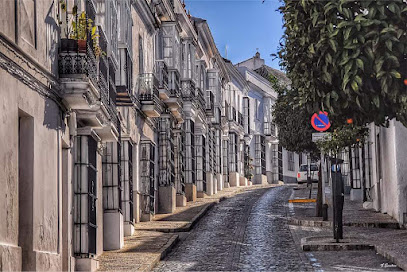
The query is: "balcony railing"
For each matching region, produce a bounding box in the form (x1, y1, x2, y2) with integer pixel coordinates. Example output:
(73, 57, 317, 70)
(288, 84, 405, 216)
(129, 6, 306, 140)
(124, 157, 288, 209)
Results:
(138, 73, 159, 100)
(59, 39, 98, 86)
(156, 60, 169, 90)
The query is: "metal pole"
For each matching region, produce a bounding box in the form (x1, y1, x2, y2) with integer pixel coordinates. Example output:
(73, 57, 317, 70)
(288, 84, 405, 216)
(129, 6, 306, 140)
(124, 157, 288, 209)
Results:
(321, 151, 326, 205)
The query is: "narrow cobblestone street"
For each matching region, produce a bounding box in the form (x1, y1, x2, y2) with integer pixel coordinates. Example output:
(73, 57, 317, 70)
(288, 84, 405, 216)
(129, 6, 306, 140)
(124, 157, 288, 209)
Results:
(154, 186, 307, 271)
(154, 186, 401, 271)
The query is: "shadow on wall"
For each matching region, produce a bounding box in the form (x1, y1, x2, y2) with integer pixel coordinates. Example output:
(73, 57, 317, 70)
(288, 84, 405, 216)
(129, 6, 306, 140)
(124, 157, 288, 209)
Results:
(45, 1, 60, 76)
(43, 99, 65, 132)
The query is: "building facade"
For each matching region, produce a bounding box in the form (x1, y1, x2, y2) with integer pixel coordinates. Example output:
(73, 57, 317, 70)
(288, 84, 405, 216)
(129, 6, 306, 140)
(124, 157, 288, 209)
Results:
(236, 52, 307, 184)
(0, 1, 302, 271)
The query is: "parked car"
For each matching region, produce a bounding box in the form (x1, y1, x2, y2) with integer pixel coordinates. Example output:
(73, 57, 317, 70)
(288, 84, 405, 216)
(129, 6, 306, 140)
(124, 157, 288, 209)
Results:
(297, 164, 319, 184)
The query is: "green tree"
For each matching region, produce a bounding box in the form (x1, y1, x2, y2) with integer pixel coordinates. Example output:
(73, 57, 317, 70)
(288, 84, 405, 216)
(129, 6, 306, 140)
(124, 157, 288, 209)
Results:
(278, 0, 407, 128)
(271, 76, 318, 154)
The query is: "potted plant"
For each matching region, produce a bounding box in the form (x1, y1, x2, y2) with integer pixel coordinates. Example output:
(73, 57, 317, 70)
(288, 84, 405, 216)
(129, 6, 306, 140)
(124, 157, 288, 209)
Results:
(58, 2, 104, 57)
(70, 11, 91, 53)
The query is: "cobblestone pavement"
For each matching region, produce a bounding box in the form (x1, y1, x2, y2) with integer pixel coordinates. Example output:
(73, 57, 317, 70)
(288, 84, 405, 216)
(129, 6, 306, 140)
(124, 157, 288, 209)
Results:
(155, 186, 308, 271)
(289, 185, 402, 271)
(155, 185, 402, 271)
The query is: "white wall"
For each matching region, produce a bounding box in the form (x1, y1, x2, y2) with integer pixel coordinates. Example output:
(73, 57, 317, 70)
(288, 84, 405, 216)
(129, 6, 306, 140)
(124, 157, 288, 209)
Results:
(369, 120, 407, 224)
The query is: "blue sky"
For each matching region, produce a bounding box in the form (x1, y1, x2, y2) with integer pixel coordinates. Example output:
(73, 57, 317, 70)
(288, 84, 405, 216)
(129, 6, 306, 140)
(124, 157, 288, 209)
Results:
(185, 0, 284, 70)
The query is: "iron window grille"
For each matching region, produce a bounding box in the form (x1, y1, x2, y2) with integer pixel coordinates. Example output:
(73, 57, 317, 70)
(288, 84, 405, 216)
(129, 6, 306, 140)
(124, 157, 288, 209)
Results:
(223, 139, 229, 183)
(350, 147, 362, 189)
(140, 141, 156, 215)
(102, 142, 122, 212)
(243, 97, 250, 135)
(184, 120, 196, 184)
(287, 151, 295, 172)
(158, 117, 176, 187)
(229, 133, 238, 173)
(73, 135, 98, 257)
(121, 140, 134, 224)
(254, 135, 266, 175)
(195, 134, 206, 191)
(175, 130, 186, 194)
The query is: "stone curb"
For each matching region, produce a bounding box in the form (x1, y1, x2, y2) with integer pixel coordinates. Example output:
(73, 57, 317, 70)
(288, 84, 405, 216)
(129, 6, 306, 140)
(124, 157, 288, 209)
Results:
(139, 234, 180, 272)
(288, 217, 402, 230)
(288, 218, 332, 228)
(301, 236, 376, 252)
(375, 245, 407, 271)
(302, 243, 375, 251)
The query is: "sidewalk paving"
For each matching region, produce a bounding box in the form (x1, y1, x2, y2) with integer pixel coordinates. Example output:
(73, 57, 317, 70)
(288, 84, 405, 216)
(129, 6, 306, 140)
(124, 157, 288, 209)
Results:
(98, 183, 277, 271)
(288, 184, 407, 271)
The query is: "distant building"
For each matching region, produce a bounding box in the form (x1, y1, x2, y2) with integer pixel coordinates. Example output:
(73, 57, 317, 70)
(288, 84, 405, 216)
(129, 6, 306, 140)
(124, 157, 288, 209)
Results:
(236, 52, 307, 183)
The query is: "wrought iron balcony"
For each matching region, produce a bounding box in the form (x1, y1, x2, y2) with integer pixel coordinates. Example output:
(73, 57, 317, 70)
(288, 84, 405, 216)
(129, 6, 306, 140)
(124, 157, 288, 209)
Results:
(138, 73, 163, 117)
(59, 36, 119, 141)
(59, 39, 98, 85)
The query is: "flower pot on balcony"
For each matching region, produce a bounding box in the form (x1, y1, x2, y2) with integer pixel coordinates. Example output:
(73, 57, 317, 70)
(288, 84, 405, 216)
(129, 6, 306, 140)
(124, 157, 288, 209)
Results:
(60, 38, 78, 52)
(77, 39, 87, 53)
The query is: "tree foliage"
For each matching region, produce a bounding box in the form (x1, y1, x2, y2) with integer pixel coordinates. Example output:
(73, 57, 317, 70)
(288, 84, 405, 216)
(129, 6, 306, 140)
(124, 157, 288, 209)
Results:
(278, 0, 407, 127)
(316, 124, 369, 154)
(271, 76, 318, 154)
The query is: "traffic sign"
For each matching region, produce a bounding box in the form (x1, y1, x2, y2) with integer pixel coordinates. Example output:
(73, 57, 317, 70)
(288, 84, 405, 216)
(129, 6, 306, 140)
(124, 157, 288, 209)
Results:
(312, 132, 331, 142)
(311, 111, 331, 132)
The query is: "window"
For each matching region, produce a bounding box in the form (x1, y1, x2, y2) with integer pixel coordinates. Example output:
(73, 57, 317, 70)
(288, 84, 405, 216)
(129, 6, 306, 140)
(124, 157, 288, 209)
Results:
(243, 97, 250, 135)
(254, 100, 260, 120)
(140, 141, 155, 214)
(288, 151, 294, 171)
(139, 35, 144, 74)
(103, 142, 122, 212)
(222, 139, 229, 182)
(121, 141, 133, 224)
(229, 133, 238, 173)
(255, 135, 266, 175)
(74, 136, 98, 256)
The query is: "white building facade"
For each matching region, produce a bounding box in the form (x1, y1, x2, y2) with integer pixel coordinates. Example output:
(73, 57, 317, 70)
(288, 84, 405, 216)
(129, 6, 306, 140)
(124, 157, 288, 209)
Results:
(236, 52, 307, 184)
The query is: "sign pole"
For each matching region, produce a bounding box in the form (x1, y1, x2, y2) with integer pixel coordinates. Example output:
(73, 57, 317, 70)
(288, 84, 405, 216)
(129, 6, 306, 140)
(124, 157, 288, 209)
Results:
(321, 151, 326, 205)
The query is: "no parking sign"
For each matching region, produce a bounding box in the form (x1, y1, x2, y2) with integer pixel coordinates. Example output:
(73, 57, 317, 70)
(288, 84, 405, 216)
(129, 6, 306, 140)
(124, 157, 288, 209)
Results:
(311, 111, 331, 132)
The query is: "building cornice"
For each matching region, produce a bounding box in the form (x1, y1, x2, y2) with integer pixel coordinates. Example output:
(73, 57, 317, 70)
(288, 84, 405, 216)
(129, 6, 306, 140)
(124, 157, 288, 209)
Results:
(132, 0, 159, 34)
(0, 34, 65, 110)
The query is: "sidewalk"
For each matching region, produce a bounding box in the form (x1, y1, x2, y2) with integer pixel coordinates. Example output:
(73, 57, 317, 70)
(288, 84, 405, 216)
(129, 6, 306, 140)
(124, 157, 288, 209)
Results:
(288, 184, 407, 270)
(98, 183, 277, 271)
